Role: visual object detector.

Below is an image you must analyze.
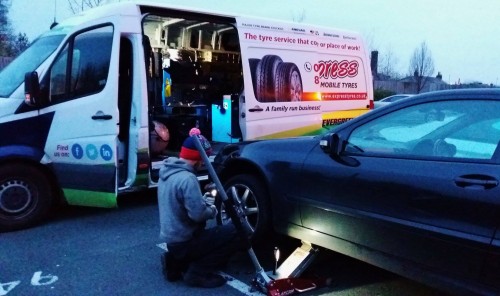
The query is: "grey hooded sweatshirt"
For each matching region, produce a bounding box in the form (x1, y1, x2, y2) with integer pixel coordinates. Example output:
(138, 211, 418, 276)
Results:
(157, 157, 216, 244)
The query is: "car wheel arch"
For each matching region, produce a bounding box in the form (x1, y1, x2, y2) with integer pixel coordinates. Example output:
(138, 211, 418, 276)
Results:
(218, 158, 271, 193)
(216, 158, 275, 238)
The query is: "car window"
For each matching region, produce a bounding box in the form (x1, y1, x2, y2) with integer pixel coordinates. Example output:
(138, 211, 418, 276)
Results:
(445, 118, 500, 159)
(346, 100, 500, 160)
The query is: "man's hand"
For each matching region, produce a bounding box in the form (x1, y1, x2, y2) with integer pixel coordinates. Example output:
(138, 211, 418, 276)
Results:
(204, 192, 215, 206)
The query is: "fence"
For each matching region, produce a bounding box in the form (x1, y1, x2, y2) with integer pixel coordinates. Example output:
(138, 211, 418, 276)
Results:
(374, 79, 450, 94)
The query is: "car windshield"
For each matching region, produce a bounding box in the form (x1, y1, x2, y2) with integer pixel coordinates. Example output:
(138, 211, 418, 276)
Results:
(0, 34, 65, 98)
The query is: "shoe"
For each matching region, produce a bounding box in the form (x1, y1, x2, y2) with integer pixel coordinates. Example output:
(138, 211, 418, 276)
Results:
(183, 272, 227, 288)
(161, 252, 186, 282)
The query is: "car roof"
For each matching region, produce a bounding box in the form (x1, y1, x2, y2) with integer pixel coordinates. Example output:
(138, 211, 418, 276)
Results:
(380, 94, 414, 102)
(343, 88, 500, 128)
(413, 88, 500, 100)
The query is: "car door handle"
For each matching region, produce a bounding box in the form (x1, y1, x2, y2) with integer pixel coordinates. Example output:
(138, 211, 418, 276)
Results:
(454, 175, 499, 189)
(92, 111, 112, 120)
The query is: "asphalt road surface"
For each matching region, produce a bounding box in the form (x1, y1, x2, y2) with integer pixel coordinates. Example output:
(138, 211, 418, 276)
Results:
(1, 192, 449, 296)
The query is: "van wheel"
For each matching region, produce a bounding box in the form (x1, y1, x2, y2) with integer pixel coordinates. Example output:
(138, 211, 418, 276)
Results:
(255, 55, 283, 102)
(0, 164, 53, 232)
(216, 174, 271, 241)
(275, 62, 303, 102)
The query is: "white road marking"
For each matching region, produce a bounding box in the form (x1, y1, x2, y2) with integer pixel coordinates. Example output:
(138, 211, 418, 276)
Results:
(220, 272, 264, 296)
(0, 281, 20, 296)
(30, 271, 58, 286)
(156, 243, 264, 295)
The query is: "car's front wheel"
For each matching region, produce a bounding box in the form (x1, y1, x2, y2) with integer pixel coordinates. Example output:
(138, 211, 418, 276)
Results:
(216, 174, 271, 241)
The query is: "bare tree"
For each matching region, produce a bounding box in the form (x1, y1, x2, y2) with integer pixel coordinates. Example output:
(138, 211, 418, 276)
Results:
(68, 0, 106, 14)
(291, 9, 306, 23)
(363, 30, 377, 54)
(408, 41, 435, 93)
(379, 47, 401, 79)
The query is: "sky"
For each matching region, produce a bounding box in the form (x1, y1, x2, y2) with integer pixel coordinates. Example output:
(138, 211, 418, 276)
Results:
(8, 0, 500, 85)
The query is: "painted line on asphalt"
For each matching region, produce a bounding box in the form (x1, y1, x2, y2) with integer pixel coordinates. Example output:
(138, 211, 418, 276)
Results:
(156, 243, 264, 296)
(220, 272, 264, 296)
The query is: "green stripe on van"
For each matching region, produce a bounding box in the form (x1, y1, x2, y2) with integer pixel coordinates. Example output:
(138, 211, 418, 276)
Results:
(63, 189, 117, 208)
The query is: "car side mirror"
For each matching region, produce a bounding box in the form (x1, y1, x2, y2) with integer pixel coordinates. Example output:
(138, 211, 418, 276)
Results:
(320, 133, 360, 166)
(320, 133, 345, 156)
(24, 71, 40, 107)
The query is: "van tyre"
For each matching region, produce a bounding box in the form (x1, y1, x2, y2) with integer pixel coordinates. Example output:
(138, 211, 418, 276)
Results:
(217, 174, 271, 241)
(255, 55, 283, 102)
(0, 164, 54, 232)
(275, 62, 303, 102)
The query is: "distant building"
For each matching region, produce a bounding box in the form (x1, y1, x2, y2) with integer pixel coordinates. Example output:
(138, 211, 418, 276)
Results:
(374, 72, 449, 94)
(449, 81, 497, 89)
(396, 71, 449, 93)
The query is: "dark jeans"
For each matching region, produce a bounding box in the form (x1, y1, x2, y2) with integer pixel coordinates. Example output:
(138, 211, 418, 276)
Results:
(167, 224, 246, 273)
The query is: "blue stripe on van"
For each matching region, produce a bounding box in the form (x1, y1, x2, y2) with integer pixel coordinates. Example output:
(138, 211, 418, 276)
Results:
(0, 145, 45, 160)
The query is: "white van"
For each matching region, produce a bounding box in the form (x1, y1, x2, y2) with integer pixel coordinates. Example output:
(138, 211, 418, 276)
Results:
(0, 1, 373, 231)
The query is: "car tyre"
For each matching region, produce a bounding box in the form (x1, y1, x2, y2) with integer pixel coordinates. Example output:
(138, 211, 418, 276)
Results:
(216, 174, 271, 241)
(0, 164, 54, 232)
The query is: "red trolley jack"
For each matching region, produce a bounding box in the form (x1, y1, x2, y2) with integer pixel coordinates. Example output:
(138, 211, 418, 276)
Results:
(251, 241, 331, 296)
(192, 136, 330, 296)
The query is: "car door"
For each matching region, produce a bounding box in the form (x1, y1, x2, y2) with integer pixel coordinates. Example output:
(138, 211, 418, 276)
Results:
(38, 25, 120, 207)
(298, 98, 500, 287)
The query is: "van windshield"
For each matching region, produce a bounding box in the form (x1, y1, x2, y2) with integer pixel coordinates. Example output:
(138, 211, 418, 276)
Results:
(0, 34, 65, 98)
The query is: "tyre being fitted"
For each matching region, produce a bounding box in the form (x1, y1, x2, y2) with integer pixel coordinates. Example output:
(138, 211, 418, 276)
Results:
(217, 174, 271, 241)
(255, 55, 283, 102)
(0, 164, 54, 231)
(275, 62, 303, 102)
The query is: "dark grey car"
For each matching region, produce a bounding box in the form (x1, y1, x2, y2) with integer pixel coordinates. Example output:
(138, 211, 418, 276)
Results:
(213, 89, 500, 296)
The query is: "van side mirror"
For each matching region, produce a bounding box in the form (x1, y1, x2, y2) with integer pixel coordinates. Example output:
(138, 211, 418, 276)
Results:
(320, 133, 345, 155)
(24, 71, 40, 107)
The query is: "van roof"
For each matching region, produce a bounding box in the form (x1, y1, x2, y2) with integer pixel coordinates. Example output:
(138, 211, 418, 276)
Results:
(56, 0, 362, 38)
(60, 1, 234, 27)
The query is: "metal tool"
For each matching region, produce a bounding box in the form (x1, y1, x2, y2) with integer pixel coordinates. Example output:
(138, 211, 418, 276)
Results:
(192, 135, 329, 295)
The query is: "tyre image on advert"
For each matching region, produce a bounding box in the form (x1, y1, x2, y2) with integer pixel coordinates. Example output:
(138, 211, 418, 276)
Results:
(251, 55, 303, 103)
